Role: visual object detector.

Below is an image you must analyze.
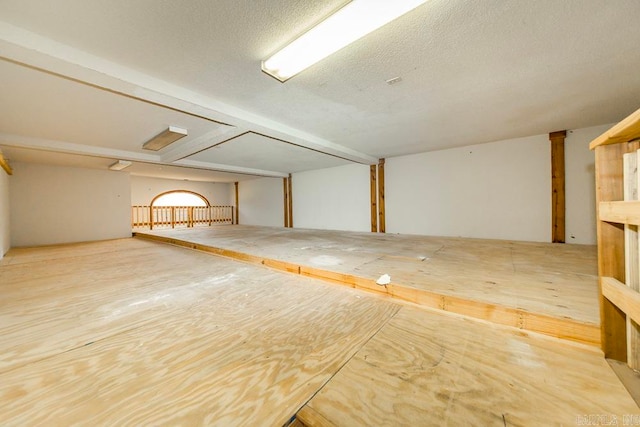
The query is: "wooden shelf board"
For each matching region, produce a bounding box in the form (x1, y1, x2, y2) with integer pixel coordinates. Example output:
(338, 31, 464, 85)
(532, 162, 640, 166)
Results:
(602, 276, 640, 326)
(590, 107, 640, 149)
(599, 201, 640, 225)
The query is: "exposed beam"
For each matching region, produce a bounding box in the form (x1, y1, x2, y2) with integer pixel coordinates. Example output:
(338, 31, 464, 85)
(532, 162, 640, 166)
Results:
(0, 132, 160, 163)
(378, 158, 386, 233)
(550, 130, 566, 243)
(370, 164, 377, 232)
(287, 174, 293, 228)
(283, 177, 289, 227)
(0, 22, 377, 165)
(0, 132, 289, 178)
(173, 158, 287, 178)
(234, 182, 239, 225)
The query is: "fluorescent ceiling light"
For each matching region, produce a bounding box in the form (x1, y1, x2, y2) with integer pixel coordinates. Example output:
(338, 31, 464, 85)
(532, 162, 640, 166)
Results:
(262, 0, 428, 82)
(109, 160, 132, 171)
(142, 126, 188, 151)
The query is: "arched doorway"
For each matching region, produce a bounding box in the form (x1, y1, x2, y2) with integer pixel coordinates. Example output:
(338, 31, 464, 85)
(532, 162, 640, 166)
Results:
(131, 190, 234, 230)
(148, 190, 209, 229)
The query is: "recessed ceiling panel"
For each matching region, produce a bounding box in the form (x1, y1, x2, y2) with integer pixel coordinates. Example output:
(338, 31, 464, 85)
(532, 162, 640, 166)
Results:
(0, 59, 229, 153)
(0, 146, 253, 182)
(187, 132, 352, 173)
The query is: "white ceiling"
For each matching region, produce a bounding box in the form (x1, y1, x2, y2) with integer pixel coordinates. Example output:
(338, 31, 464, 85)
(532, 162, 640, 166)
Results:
(188, 132, 351, 173)
(0, 0, 639, 182)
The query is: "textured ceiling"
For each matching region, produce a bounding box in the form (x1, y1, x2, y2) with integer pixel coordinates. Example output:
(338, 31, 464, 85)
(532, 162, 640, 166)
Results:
(0, 0, 639, 181)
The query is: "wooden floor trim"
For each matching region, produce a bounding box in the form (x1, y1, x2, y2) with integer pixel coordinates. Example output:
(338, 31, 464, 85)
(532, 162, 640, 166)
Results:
(133, 232, 600, 347)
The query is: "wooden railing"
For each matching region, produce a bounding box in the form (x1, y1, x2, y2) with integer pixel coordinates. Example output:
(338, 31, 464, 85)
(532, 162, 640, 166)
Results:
(131, 205, 234, 230)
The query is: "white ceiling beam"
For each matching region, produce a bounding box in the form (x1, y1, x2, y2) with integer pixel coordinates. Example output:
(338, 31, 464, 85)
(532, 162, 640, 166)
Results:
(0, 132, 161, 162)
(173, 159, 288, 178)
(0, 132, 289, 178)
(0, 21, 378, 165)
(160, 127, 246, 163)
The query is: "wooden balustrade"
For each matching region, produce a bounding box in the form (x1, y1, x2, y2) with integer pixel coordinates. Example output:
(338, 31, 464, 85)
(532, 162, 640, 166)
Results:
(131, 205, 235, 229)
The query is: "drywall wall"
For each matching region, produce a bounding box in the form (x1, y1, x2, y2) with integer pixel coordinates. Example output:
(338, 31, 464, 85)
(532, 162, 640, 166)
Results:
(130, 176, 233, 206)
(565, 124, 611, 245)
(9, 162, 131, 247)
(238, 177, 283, 226)
(0, 169, 10, 258)
(293, 163, 370, 232)
(386, 134, 551, 242)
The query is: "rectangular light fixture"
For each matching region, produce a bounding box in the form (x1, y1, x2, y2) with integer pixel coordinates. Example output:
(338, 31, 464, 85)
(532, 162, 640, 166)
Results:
(142, 126, 188, 151)
(261, 0, 428, 82)
(108, 160, 132, 171)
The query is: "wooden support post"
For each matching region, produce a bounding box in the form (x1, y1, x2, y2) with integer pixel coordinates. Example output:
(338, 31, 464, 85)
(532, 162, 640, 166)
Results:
(0, 149, 12, 175)
(378, 159, 386, 233)
(595, 142, 640, 360)
(149, 206, 154, 230)
(370, 164, 378, 232)
(550, 130, 566, 243)
(288, 174, 293, 228)
(283, 177, 289, 227)
(234, 182, 239, 225)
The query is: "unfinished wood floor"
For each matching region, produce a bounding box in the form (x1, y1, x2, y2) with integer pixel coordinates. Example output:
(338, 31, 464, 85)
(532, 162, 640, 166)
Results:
(0, 237, 636, 425)
(138, 226, 599, 345)
(0, 239, 397, 425)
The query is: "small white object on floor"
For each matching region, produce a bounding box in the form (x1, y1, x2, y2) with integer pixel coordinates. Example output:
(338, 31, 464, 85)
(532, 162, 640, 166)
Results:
(376, 274, 391, 286)
(418, 256, 427, 261)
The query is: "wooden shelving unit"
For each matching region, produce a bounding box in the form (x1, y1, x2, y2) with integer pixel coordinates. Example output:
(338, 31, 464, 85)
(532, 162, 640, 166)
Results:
(591, 108, 640, 376)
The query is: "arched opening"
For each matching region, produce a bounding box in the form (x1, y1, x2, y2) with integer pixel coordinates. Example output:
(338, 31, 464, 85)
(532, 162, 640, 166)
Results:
(151, 190, 210, 207)
(131, 190, 234, 230)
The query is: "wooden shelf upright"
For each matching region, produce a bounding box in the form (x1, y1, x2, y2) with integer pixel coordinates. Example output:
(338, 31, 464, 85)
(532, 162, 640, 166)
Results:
(590, 107, 640, 372)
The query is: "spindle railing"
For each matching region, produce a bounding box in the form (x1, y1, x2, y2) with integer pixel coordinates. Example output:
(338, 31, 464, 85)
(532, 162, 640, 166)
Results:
(131, 205, 234, 229)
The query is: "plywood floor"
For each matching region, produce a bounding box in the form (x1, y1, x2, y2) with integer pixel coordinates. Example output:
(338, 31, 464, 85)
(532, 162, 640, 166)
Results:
(137, 226, 599, 348)
(298, 305, 639, 426)
(2, 238, 633, 426)
(140, 226, 598, 324)
(0, 238, 398, 425)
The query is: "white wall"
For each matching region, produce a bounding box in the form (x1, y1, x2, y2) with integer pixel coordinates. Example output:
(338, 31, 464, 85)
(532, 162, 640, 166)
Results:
(293, 163, 370, 232)
(386, 134, 551, 242)
(130, 176, 233, 206)
(10, 162, 132, 247)
(0, 169, 10, 257)
(239, 177, 283, 227)
(565, 124, 611, 245)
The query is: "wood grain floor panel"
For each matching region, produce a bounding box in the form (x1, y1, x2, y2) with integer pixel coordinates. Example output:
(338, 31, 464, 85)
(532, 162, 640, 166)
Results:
(0, 239, 399, 425)
(139, 226, 598, 324)
(303, 306, 638, 426)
